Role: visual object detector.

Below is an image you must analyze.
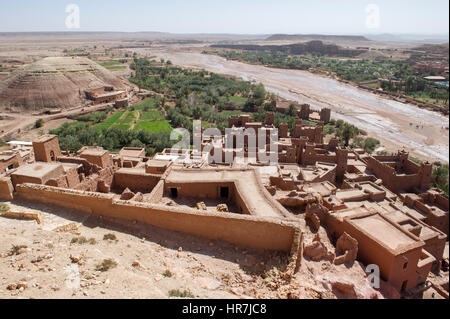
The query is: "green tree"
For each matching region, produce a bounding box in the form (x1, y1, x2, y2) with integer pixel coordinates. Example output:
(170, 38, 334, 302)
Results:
(34, 119, 44, 128)
(253, 83, 266, 100)
(287, 104, 297, 117)
(363, 137, 380, 154)
(341, 124, 354, 147)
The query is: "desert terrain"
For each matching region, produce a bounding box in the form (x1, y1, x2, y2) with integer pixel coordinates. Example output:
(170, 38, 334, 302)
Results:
(1, 33, 447, 164)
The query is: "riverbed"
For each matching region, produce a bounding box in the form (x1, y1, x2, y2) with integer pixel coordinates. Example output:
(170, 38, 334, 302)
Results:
(137, 48, 449, 163)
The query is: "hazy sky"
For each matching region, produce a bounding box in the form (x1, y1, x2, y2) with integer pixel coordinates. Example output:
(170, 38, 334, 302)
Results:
(0, 0, 448, 35)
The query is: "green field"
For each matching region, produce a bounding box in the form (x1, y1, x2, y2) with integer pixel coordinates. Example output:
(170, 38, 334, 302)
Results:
(99, 60, 128, 71)
(134, 120, 172, 132)
(96, 111, 124, 130)
(95, 99, 173, 133)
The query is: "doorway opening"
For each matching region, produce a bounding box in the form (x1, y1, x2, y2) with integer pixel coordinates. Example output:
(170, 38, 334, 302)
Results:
(220, 186, 229, 199)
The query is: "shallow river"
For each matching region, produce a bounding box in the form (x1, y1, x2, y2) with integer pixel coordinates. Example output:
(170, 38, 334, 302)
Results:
(144, 49, 449, 163)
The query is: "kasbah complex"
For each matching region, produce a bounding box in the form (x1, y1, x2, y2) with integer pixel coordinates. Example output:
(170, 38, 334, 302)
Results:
(0, 104, 448, 299)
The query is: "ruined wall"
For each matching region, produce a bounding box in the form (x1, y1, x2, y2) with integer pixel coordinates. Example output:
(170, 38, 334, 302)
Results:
(112, 170, 160, 193)
(279, 123, 288, 138)
(336, 148, 348, 180)
(11, 175, 41, 188)
(0, 153, 21, 174)
(269, 176, 295, 191)
(65, 167, 81, 188)
(15, 183, 299, 252)
(366, 157, 423, 193)
(313, 166, 336, 183)
(72, 167, 114, 192)
(228, 115, 251, 128)
(279, 147, 297, 163)
(265, 112, 274, 126)
(147, 180, 164, 204)
(366, 157, 395, 184)
(421, 230, 446, 270)
(80, 153, 112, 169)
(164, 181, 235, 200)
(294, 126, 323, 144)
(299, 104, 310, 120)
(0, 176, 13, 200)
(233, 183, 252, 215)
(57, 157, 92, 175)
(415, 200, 449, 236)
(320, 108, 331, 123)
(404, 160, 421, 174)
(435, 194, 449, 210)
(389, 246, 424, 291)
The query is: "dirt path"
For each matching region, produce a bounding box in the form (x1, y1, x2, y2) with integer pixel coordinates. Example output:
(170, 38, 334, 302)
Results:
(130, 110, 140, 130)
(0, 103, 114, 140)
(138, 48, 449, 163)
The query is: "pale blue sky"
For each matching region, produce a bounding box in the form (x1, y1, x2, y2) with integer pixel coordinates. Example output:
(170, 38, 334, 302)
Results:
(0, 0, 448, 35)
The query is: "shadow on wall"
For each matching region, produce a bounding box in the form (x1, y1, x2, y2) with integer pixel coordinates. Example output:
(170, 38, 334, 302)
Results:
(9, 197, 291, 275)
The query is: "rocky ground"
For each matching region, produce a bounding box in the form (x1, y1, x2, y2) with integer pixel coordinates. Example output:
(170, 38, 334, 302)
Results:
(0, 198, 444, 299)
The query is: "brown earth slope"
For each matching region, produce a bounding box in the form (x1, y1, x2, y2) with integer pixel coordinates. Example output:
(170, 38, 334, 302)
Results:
(0, 57, 128, 113)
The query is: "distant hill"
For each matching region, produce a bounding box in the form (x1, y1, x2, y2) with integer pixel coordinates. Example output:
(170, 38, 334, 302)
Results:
(211, 40, 367, 58)
(265, 34, 370, 42)
(0, 32, 267, 42)
(365, 33, 449, 44)
(412, 43, 449, 55)
(0, 57, 129, 112)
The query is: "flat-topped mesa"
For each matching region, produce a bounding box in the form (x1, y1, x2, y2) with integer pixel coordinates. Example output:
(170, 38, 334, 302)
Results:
(0, 57, 131, 112)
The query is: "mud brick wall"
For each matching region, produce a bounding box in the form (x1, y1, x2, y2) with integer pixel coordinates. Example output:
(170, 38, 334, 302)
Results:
(15, 183, 300, 252)
(0, 176, 13, 200)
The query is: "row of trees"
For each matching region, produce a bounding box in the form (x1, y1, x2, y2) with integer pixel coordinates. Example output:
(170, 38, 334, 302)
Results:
(211, 50, 411, 83)
(381, 78, 448, 104)
(49, 122, 173, 157)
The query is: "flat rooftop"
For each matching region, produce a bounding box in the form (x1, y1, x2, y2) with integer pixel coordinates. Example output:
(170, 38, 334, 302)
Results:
(95, 91, 125, 98)
(80, 148, 108, 157)
(350, 213, 419, 251)
(146, 159, 170, 168)
(12, 162, 64, 179)
(33, 134, 57, 143)
(336, 189, 367, 201)
(300, 163, 336, 182)
(303, 182, 336, 196)
(119, 147, 145, 158)
(0, 153, 16, 161)
(7, 141, 33, 146)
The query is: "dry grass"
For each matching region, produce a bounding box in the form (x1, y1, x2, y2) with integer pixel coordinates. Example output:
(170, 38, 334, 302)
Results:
(0, 203, 10, 212)
(96, 258, 118, 272)
(103, 233, 117, 241)
(168, 289, 195, 298)
(71, 236, 97, 245)
(8, 244, 27, 256)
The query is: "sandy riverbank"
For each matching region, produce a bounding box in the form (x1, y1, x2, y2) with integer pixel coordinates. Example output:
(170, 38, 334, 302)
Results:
(136, 48, 449, 163)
